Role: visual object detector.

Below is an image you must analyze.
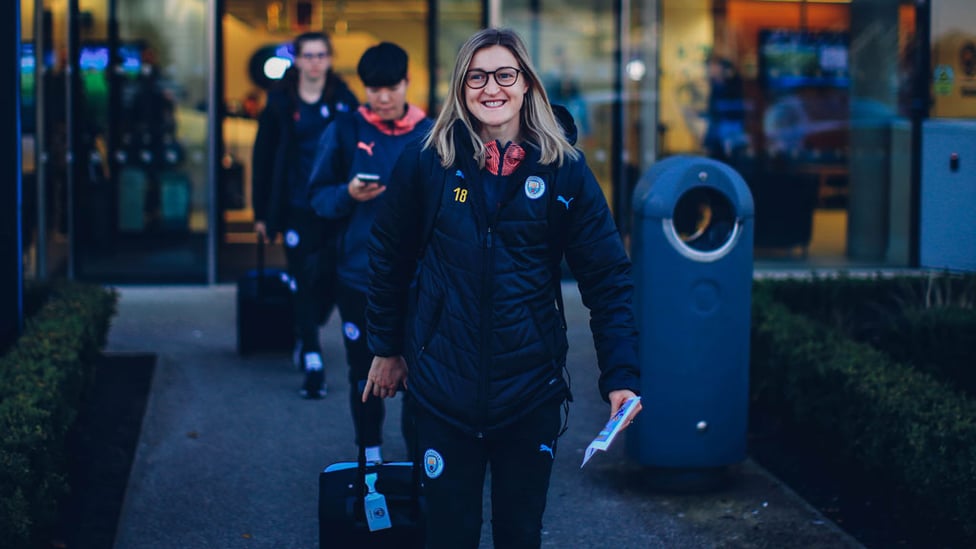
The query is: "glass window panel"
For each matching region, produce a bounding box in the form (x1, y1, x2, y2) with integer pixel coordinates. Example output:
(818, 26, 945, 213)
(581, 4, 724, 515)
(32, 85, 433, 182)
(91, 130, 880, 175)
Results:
(21, 2, 39, 281)
(660, 0, 917, 268)
(434, 0, 482, 113)
(35, 1, 72, 280)
(501, 0, 618, 208)
(59, 0, 213, 282)
(623, 0, 661, 240)
(931, 0, 976, 118)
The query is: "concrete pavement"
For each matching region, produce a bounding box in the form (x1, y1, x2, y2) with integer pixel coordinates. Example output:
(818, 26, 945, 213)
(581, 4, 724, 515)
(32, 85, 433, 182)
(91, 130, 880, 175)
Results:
(106, 283, 863, 548)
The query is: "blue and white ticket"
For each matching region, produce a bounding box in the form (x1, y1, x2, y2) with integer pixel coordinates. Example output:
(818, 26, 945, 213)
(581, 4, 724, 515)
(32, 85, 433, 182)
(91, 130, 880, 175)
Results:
(581, 396, 642, 468)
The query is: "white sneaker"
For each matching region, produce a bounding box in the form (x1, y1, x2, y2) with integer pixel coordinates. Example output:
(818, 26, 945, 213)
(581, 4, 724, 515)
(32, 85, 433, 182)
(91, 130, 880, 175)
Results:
(304, 352, 323, 372)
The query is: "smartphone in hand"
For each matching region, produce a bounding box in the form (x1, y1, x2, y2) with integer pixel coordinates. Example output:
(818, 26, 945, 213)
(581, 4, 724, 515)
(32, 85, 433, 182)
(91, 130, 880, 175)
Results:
(357, 173, 381, 186)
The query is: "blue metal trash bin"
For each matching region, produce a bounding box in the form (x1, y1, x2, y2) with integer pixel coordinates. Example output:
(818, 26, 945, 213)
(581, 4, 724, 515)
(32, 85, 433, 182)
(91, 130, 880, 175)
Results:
(626, 155, 754, 471)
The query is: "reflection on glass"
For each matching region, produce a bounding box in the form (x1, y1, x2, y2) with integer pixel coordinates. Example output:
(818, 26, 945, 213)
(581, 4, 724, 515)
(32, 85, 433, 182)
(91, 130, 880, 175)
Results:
(658, 0, 915, 267)
(501, 1, 616, 206)
(63, 0, 211, 282)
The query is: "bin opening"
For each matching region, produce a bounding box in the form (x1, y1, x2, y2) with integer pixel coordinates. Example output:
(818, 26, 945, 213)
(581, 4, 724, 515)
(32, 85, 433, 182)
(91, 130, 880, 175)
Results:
(665, 186, 740, 262)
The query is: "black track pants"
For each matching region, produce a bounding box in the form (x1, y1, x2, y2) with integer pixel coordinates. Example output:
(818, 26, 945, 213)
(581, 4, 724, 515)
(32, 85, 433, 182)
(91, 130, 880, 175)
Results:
(414, 402, 561, 549)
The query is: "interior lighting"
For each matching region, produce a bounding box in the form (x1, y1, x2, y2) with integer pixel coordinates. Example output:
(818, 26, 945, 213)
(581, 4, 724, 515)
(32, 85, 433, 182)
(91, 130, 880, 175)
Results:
(263, 56, 291, 80)
(627, 59, 647, 81)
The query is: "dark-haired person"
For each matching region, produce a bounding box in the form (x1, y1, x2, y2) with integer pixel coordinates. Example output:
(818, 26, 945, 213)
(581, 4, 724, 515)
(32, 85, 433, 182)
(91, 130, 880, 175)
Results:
(702, 54, 747, 162)
(307, 42, 433, 464)
(363, 28, 641, 548)
(251, 32, 358, 399)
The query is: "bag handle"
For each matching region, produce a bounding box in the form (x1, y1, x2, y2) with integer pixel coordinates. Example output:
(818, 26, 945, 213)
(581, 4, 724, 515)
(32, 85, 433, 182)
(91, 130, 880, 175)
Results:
(354, 382, 422, 503)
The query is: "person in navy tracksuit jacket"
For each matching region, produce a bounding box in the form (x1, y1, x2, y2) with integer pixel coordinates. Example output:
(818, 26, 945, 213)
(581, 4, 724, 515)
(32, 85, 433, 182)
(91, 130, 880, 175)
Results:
(251, 31, 358, 399)
(364, 29, 641, 548)
(307, 42, 433, 465)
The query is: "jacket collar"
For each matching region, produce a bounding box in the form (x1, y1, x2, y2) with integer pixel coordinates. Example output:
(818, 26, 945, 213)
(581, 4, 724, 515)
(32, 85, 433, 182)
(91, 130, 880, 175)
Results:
(484, 140, 526, 176)
(450, 120, 551, 176)
(359, 104, 427, 136)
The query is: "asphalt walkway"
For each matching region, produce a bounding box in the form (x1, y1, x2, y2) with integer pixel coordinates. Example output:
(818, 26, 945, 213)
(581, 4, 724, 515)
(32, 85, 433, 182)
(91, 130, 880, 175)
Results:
(106, 283, 863, 548)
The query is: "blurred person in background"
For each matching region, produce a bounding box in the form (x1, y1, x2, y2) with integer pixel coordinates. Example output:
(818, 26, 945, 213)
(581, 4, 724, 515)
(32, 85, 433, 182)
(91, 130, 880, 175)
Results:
(307, 42, 433, 464)
(251, 31, 358, 399)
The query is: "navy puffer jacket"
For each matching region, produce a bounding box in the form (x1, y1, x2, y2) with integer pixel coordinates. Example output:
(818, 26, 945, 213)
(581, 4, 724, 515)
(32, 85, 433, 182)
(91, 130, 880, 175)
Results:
(367, 121, 640, 436)
(251, 70, 358, 236)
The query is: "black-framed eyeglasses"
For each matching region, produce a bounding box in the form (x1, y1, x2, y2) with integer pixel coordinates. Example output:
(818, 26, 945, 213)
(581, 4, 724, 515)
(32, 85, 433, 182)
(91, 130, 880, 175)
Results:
(464, 67, 521, 89)
(300, 52, 330, 61)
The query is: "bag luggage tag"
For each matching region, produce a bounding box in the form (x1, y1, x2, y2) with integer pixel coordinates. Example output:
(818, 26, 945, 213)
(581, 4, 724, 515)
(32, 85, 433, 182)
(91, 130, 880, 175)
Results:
(363, 472, 392, 532)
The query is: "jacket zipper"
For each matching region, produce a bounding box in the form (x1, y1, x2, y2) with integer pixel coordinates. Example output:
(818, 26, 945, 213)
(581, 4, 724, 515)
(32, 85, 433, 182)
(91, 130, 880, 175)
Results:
(476, 224, 494, 439)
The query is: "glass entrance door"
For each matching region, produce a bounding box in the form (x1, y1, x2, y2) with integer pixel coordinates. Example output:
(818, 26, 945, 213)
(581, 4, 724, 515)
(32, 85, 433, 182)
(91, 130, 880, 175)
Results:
(62, 0, 212, 283)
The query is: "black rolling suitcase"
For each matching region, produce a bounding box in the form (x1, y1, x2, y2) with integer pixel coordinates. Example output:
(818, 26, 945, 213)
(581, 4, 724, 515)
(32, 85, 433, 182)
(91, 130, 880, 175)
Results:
(236, 235, 295, 355)
(319, 395, 425, 548)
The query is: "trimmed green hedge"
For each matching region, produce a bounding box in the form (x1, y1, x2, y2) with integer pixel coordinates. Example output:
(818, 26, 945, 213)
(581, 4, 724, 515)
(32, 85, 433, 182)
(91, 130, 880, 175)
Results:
(751, 278, 976, 544)
(761, 273, 976, 396)
(875, 307, 976, 397)
(0, 281, 118, 549)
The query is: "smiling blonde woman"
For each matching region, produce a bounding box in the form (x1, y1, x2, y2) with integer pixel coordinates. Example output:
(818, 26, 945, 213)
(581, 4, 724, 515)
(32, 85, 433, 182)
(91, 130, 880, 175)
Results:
(365, 28, 642, 549)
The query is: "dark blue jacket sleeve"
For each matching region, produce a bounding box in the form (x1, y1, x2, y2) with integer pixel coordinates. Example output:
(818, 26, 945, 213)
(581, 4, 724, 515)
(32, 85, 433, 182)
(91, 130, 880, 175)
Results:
(251, 98, 280, 224)
(307, 117, 357, 220)
(564, 156, 641, 400)
(366, 142, 426, 358)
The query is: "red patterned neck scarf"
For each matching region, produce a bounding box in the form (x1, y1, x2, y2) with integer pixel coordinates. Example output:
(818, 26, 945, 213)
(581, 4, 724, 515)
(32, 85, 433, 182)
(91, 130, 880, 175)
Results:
(484, 140, 525, 176)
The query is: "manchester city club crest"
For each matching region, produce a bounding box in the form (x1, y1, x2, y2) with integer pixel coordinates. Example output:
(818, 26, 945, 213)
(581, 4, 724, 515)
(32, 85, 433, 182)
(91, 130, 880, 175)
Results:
(284, 230, 300, 248)
(343, 322, 361, 341)
(524, 175, 546, 200)
(424, 449, 444, 478)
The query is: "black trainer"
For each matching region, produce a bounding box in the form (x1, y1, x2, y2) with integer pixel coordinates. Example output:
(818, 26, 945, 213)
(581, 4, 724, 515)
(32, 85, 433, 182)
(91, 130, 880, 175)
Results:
(300, 369, 326, 399)
(300, 352, 326, 399)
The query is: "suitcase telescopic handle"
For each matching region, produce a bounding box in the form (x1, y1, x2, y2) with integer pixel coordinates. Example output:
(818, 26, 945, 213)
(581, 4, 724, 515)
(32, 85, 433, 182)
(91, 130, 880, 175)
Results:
(355, 381, 421, 499)
(255, 233, 268, 297)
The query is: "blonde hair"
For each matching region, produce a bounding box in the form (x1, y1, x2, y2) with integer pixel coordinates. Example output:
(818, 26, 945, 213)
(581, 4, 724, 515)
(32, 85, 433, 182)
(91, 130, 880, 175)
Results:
(424, 28, 579, 168)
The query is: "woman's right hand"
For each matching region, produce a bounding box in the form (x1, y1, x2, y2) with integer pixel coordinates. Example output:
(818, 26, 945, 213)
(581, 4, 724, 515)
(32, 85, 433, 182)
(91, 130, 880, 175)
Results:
(347, 176, 387, 202)
(254, 221, 268, 242)
(362, 355, 408, 401)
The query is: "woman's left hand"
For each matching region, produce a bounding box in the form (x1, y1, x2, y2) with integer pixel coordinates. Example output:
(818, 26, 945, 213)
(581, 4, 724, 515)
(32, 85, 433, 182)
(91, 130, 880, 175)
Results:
(608, 389, 641, 430)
